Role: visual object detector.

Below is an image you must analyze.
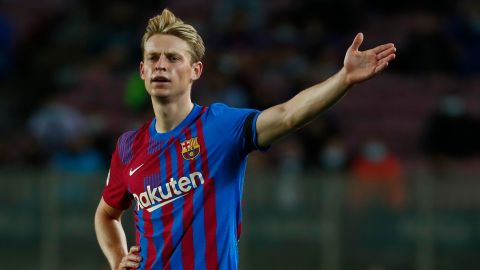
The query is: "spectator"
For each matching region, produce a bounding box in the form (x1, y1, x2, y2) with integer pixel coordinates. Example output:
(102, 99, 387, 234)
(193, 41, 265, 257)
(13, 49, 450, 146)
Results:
(421, 93, 480, 171)
(350, 138, 406, 210)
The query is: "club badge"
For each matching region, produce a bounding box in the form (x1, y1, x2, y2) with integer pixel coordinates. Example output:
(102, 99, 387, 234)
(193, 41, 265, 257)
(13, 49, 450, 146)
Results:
(180, 137, 200, 160)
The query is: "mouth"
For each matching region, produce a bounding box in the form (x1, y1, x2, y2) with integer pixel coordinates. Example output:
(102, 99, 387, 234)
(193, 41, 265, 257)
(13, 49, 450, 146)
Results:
(151, 75, 171, 84)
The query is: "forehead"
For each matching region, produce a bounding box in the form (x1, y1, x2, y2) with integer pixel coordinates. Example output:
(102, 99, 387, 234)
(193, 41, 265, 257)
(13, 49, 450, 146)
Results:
(144, 34, 191, 56)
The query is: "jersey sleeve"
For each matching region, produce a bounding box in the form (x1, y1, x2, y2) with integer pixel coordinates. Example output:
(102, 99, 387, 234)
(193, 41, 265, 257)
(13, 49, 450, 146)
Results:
(102, 146, 132, 210)
(242, 110, 269, 154)
(208, 103, 269, 156)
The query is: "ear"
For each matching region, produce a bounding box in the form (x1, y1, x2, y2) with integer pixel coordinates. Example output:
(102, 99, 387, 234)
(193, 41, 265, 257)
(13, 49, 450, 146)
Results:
(191, 61, 203, 81)
(140, 61, 145, 80)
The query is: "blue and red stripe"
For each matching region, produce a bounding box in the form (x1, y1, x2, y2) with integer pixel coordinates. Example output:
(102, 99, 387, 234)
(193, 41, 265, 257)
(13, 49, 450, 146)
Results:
(133, 131, 158, 269)
(196, 111, 219, 270)
(177, 130, 195, 270)
(160, 143, 174, 269)
(168, 138, 185, 270)
(190, 124, 207, 270)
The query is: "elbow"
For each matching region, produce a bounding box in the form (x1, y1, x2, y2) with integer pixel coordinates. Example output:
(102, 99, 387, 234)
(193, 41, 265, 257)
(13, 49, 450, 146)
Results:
(94, 200, 118, 231)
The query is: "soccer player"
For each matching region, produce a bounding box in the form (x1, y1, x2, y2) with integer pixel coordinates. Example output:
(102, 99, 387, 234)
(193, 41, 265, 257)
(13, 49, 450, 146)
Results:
(94, 8, 396, 270)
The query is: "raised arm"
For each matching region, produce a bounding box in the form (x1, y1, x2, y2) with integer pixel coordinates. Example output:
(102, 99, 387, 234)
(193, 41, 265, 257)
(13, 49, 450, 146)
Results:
(256, 33, 396, 147)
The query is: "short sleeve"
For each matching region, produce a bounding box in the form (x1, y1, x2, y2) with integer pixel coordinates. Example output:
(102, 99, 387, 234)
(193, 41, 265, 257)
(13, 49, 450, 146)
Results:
(243, 111, 270, 154)
(102, 148, 132, 210)
(207, 103, 269, 157)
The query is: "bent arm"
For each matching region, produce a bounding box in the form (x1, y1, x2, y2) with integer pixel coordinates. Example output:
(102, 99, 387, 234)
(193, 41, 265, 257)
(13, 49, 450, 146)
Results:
(256, 33, 396, 147)
(95, 197, 128, 269)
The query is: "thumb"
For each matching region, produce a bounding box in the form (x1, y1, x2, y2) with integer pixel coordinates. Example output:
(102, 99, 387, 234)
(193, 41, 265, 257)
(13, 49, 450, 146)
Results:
(350, 32, 363, 51)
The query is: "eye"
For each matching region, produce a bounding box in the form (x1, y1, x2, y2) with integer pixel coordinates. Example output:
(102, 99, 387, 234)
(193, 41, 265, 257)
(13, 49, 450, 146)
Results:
(170, 55, 182, 62)
(147, 55, 157, 62)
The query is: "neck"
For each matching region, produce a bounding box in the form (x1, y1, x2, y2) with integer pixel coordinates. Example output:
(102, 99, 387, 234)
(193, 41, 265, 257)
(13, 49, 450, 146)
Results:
(151, 93, 194, 133)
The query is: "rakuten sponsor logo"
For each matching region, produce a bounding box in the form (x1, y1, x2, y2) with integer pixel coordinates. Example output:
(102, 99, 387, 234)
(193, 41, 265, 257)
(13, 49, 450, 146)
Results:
(133, 172, 204, 212)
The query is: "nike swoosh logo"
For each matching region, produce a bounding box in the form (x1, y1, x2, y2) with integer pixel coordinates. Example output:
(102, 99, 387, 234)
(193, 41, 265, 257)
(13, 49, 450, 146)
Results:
(129, 164, 144, 176)
(146, 194, 186, 212)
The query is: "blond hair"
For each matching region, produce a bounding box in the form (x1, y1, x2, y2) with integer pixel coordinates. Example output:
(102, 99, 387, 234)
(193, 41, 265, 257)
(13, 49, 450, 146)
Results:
(141, 9, 205, 63)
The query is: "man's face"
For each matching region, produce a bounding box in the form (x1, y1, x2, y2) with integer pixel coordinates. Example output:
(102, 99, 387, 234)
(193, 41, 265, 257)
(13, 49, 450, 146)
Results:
(140, 34, 202, 99)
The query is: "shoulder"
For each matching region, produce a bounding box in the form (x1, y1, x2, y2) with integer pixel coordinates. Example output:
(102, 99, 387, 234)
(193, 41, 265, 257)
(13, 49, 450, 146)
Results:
(117, 122, 149, 148)
(206, 102, 258, 119)
(117, 130, 137, 148)
(207, 102, 232, 115)
(115, 121, 151, 165)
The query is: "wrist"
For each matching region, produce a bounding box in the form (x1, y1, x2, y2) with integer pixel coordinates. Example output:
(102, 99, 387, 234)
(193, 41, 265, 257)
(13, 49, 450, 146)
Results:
(337, 67, 353, 89)
(110, 255, 124, 270)
(111, 261, 120, 270)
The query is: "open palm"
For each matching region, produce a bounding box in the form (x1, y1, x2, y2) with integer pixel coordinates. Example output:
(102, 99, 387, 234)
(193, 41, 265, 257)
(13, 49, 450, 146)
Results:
(343, 33, 396, 85)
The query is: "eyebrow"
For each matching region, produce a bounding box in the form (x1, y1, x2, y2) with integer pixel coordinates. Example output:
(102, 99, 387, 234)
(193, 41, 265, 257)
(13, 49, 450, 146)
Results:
(145, 51, 183, 57)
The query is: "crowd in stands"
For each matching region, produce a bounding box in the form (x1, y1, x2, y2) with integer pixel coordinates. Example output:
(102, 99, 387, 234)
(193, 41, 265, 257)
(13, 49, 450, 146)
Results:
(1, 0, 479, 182)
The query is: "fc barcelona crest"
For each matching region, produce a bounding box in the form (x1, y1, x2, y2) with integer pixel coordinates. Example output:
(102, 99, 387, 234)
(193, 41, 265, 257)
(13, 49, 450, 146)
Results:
(180, 137, 200, 160)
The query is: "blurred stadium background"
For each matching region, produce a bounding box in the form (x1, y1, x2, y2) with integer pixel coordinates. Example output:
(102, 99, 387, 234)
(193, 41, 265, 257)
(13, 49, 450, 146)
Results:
(1, 0, 480, 269)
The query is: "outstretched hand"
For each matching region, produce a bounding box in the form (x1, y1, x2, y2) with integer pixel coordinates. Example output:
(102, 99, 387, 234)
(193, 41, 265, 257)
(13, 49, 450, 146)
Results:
(343, 33, 396, 85)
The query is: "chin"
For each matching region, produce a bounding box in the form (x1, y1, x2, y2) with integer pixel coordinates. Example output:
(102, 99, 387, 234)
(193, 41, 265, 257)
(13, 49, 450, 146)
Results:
(148, 87, 171, 96)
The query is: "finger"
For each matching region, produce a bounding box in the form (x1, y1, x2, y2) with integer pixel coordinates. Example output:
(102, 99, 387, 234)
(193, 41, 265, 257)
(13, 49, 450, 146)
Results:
(119, 260, 140, 269)
(127, 253, 142, 262)
(381, 53, 396, 63)
(376, 47, 396, 60)
(129, 246, 141, 253)
(374, 61, 389, 73)
(377, 53, 396, 65)
(374, 54, 396, 73)
(372, 43, 395, 54)
(350, 32, 364, 51)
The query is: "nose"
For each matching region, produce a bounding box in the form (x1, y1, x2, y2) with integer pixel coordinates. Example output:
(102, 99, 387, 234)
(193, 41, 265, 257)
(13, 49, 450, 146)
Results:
(154, 56, 167, 71)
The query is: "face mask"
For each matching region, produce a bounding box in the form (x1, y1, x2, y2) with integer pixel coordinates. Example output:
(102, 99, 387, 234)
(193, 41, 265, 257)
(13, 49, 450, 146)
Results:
(440, 95, 465, 117)
(362, 142, 386, 163)
(321, 145, 346, 170)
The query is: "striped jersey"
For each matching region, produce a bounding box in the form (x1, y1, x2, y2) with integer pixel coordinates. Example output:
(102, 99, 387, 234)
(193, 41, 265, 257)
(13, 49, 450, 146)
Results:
(102, 103, 265, 270)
